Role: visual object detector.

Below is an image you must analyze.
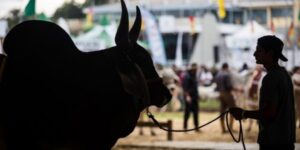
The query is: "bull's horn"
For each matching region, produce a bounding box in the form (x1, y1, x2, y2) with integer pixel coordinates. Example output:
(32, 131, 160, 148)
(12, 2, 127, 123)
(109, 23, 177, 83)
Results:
(115, 0, 129, 46)
(129, 6, 141, 43)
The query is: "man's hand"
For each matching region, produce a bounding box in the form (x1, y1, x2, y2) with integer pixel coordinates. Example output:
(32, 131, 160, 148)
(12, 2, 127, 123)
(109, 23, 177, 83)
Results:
(186, 95, 192, 104)
(229, 107, 245, 120)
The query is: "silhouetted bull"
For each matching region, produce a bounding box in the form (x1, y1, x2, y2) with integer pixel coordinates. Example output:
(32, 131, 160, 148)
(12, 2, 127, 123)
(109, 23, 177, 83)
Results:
(0, 0, 171, 149)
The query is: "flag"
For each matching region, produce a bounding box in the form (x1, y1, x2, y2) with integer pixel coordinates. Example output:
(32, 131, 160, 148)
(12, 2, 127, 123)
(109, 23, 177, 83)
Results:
(175, 32, 183, 67)
(85, 7, 94, 29)
(270, 19, 275, 33)
(287, 21, 295, 46)
(217, 0, 226, 20)
(24, 0, 35, 17)
(188, 16, 196, 35)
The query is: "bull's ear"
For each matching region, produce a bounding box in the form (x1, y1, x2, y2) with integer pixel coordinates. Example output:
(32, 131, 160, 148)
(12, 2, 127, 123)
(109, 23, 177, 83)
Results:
(129, 6, 141, 43)
(115, 0, 129, 47)
(115, 61, 149, 106)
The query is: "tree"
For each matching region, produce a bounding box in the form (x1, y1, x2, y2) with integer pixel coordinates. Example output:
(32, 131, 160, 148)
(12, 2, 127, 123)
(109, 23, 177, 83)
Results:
(82, 0, 118, 7)
(6, 9, 22, 29)
(52, 2, 85, 20)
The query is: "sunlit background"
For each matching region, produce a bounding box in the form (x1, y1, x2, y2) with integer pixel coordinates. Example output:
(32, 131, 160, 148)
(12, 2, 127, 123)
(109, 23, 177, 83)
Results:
(0, 0, 300, 149)
(1, 0, 299, 69)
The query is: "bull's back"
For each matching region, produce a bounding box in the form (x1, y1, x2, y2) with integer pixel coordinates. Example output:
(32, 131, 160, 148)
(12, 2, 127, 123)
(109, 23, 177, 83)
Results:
(0, 21, 139, 149)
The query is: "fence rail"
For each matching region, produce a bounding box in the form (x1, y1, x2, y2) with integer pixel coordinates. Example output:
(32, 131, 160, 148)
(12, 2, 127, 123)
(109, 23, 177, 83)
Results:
(137, 120, 173, 141)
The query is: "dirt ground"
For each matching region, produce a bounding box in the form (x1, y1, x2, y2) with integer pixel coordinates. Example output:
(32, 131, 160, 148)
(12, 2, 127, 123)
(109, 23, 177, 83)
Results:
(114, 111, 300, 147)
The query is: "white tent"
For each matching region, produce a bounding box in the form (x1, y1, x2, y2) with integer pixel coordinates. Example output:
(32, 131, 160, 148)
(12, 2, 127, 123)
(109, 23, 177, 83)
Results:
(225, 21, 285, 68)
(73, 23, 117, 52)
(225, 21, 278, 50)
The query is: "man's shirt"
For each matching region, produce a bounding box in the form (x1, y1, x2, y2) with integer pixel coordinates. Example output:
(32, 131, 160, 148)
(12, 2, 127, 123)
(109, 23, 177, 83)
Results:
(258, 67, 295, 144)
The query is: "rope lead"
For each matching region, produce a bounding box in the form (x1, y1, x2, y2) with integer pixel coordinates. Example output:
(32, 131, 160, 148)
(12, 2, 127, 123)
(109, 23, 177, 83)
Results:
(146, 108, 246, 150)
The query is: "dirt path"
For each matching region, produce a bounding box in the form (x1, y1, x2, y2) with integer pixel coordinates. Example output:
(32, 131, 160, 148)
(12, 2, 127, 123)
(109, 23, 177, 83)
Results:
(115, 111, 300, 147)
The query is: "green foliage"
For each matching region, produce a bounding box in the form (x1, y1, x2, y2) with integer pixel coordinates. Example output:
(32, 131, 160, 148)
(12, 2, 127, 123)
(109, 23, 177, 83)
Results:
(82, 0, 116, 7)
(52, 2, 85, 20)
(5, 9, 22, 29)
(199, 99, 220, 111)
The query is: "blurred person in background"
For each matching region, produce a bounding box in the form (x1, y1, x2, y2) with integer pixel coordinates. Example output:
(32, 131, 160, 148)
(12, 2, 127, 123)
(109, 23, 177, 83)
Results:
(239, 63, 249, 74)
(182, 63, 200, 132)
(158, 64, 181, 111)
(198, 65, 213, 87)
(245, 64, 265, 132)
(197, 65, 214, 101)
(171, 64, 185, 111)
(214, 62, 236, 133)
(292, 66, 300, 128)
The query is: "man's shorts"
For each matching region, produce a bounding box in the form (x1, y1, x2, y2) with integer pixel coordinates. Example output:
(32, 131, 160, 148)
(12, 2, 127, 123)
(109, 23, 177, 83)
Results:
(219, 91, 236, 112)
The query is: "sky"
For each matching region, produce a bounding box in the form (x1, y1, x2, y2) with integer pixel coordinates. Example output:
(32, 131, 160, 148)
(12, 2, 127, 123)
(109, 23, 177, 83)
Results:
(0, 0, 86, 18)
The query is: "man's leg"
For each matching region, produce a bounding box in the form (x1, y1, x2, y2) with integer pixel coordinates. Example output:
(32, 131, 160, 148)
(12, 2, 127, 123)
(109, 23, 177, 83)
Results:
(183, 102, 191, 129)
(192, 100, 199, 131)
(220, 98, 227, 133)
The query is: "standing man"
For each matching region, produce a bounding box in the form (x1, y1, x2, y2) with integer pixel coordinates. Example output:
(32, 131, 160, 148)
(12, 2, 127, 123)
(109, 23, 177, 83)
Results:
(230, 35, 295, 150)
(214, 62, 236, 133)
(182, 63, 200, 132)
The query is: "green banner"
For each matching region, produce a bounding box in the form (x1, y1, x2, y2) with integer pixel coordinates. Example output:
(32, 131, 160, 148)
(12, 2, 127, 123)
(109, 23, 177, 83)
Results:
(24, 0, 36, 17)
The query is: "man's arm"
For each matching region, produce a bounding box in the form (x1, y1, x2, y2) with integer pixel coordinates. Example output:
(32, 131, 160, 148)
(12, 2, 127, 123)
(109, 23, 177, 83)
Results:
(230, 103, 277, 121)
(230, 107, 259, 120)
(244, 110, 259, 120)
(294, 80, 300, 86)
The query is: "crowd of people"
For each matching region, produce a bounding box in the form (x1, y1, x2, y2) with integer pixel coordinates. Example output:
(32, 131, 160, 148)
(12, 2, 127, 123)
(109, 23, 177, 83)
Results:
(138, 56, 300, 135)
(138, 35, 297, 150)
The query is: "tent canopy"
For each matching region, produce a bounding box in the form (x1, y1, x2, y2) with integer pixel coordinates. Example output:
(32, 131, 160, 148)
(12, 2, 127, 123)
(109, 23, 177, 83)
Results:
(73, 23, 117, 52)
(225, 21, 280, 50)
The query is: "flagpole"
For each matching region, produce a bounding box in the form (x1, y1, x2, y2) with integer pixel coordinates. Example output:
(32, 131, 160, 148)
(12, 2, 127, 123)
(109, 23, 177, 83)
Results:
(282, 0, 289, 68)
(293, 0, 298, 68)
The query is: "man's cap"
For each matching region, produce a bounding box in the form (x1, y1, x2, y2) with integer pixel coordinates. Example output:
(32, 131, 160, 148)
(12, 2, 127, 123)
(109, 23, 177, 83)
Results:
(257, 35, 288, 62)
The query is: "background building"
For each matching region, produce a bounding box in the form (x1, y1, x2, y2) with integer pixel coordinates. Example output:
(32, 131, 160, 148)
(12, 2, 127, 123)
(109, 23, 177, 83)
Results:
(85, 0, 299, 67)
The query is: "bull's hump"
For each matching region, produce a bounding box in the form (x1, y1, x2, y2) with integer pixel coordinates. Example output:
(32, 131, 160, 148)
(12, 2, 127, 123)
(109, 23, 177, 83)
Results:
(3, 20, 80, 58)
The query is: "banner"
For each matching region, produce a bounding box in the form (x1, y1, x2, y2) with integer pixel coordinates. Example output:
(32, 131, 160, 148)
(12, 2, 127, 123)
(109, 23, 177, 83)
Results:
(217, 0, 226, 20)
(24, 0, 35, 17)
(287, 21, 295, 46)
(140, 7, 167, 65)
